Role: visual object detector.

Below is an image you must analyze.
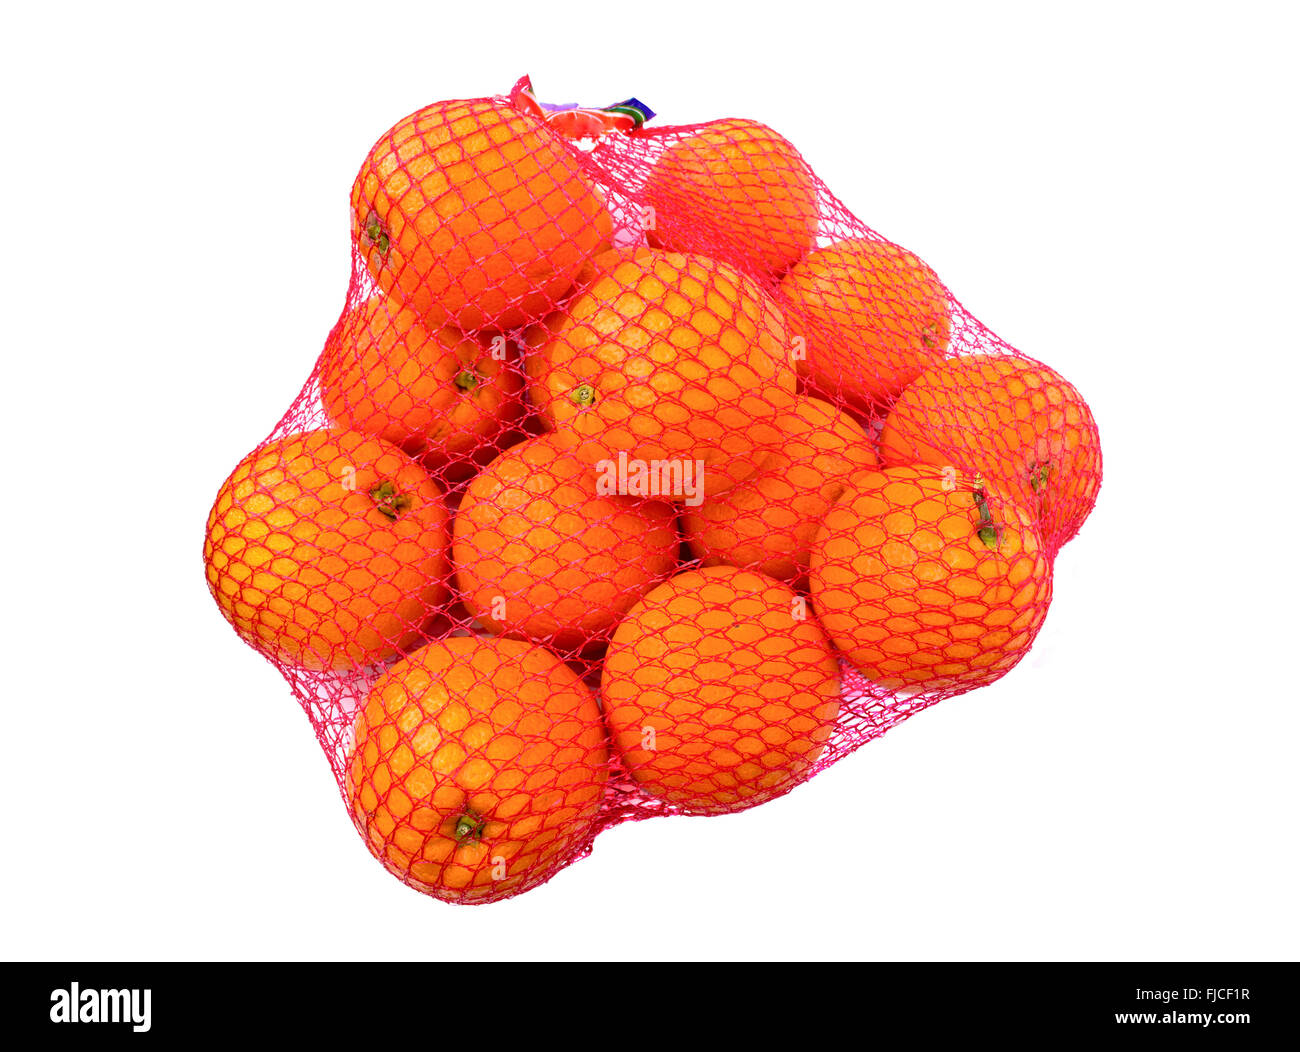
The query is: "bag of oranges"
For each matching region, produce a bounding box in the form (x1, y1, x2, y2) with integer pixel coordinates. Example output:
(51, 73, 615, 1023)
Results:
(203, 76, 1101, 904)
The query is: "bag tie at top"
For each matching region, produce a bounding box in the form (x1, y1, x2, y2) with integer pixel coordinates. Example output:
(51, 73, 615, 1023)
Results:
(510, 75, 654, 140)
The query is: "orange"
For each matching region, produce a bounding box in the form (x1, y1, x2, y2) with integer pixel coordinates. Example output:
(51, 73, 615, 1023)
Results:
(643, 118, 819, 275)
(453, 432, 679, 651)
(528, 249, 798, 500)
(346, 636, 608, 904)
(602, 566, 841, 814)
(520, 246, 658, 366)
(877, 353, 1101, 549)
(520, 245, 658, 387)
(204, 429, 450, 670)
(682, 396, 878, 585)
(808, 465, 1051, 691)
(572, 242, 646, 287)
(319, 293, 524, 482)
(351, 97, 613, 332)
(780, 237, 951, 411)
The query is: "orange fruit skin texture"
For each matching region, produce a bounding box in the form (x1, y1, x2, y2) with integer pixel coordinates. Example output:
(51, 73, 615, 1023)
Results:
(603, 566, 841, 815)
(878, 353, 1101, 550)
(780, 237, 951, 412)
(808, 465, 1052, 692)
(520, 246, 661, 367)
(453, 432, 680, 651)
(204, 429, 451, 670)
(528, 249, 798, 499)
(682, 396, 878, 585)
(350, 98, 614, 333)
(346, 636, 608, 904)
(319, 293, 524, 481)
(520, 245, 661, 381)
(643, 118, 819, 276)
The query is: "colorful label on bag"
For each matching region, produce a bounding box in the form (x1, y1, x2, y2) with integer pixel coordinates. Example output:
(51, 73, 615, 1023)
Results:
(509, 74, 654, 139)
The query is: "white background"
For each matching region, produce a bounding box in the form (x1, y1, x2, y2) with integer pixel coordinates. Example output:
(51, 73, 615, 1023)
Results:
(2, 1, 1296, 961)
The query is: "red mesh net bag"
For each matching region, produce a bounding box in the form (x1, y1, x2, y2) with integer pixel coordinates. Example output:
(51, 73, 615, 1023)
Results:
(202, 77, 1101, 904)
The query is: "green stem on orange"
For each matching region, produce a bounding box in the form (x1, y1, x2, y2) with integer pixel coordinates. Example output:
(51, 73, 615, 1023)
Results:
(569, 383, 597, 407)
(369, 479, 412, 520)
(363, 212, 390, 257)
(453, 811, 486, 844)
(972, 476, 1001, 550)
(455, 369, 479, 392)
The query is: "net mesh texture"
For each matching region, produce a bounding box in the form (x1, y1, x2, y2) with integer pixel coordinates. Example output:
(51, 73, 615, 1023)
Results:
(203, 77, 1102, 904)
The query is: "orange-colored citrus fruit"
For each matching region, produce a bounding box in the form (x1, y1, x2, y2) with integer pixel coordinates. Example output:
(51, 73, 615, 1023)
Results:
(602, 566, 841, 814)
(528, 249, 797, 500)
(520, 245, 658, 389)
(808, 465, 1051, 691)
(453, 431, 679, 651)
(572, 242, 643, 286)
(204, 429, 450, 670)
(682, 396, 878, 584)
(346, 635, 608, 903)
(319, 293, 524, 482)
(877, 353, 1101, 549)
(643, 118, 819, 275)
(351, 98, 613, 332)
(780, 237, 951, 411)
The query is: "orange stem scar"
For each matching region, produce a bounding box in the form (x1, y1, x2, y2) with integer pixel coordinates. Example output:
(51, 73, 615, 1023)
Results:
(370, 480, 412, 520)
